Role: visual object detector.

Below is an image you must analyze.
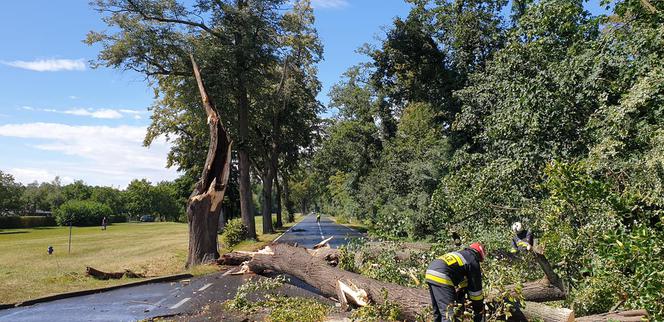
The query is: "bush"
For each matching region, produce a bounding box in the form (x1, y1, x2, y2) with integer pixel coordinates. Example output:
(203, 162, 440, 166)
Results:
(0, 216, 56, 229)
(54, 200, 113, 227)
(109, 214, 127, 223)
(221, 218, 247, 248)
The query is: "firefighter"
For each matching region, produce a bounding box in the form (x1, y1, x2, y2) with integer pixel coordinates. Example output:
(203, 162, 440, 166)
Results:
(510, 222, 533, 253)
(426, 242, 486, 322)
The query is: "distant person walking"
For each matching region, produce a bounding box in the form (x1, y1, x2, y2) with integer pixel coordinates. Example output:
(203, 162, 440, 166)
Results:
(316, 213, 321, 223)
(101, 216, 108, 230)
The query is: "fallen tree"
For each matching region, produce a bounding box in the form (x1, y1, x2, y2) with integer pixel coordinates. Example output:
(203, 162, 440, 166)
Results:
(223, 243, 648, 321)
(227, 243, 570, 321)
(85, 267, 144, 280)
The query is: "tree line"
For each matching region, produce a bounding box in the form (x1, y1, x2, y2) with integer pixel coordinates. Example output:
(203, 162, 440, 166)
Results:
(0, 170, 184, 223)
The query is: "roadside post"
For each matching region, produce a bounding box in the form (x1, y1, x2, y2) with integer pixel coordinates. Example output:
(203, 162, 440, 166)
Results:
(68, 221, 72, 254)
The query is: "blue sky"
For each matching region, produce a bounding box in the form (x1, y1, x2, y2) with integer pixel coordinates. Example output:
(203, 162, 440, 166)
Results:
(0, 0, 606, 188)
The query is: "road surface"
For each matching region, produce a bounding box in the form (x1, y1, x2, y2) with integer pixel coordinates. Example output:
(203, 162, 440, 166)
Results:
(0, 214, 363, 322)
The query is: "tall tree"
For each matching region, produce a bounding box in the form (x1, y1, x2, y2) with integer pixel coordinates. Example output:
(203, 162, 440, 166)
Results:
(88, 0, 294, 240)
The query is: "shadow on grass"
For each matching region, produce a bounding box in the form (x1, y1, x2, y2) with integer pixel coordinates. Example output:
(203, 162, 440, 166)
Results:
(32, 226, 59, 230)
(0, 231, 29, 235)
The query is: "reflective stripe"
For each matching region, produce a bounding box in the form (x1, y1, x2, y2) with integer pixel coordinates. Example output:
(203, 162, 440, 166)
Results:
(509, 248, 518, 253)
(452, 252, 468, 265)
(517, 241, 530, 247)
(458, 279, 468, 288)
(468, 289, 484, 301)
(425, 273, 454, 286)
(438, 252, 466, 266)
(469, 293, 484, 301)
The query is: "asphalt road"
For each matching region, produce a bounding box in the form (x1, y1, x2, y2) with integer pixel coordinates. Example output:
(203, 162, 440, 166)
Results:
(0, 214, 363, 322)
(275, 213, 364, 249)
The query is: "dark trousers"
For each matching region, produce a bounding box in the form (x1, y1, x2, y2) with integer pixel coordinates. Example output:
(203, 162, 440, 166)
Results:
(428, 283, 462, 322)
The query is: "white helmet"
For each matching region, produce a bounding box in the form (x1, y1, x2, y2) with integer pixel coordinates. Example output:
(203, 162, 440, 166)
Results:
(511, 222, 523, 233)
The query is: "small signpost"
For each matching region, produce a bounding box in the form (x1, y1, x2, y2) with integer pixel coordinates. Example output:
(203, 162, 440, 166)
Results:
(68, 221, 72, 254)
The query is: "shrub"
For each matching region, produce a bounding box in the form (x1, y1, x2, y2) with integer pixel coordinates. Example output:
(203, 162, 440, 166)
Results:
(0, 216, 56, 229)
(221, 218, 247, 248)
(54, 200, 113, 227)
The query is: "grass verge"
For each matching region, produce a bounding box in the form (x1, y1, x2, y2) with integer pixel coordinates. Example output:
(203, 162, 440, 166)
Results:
(328, 215, 369, 233)
(0, 214, 303, 304)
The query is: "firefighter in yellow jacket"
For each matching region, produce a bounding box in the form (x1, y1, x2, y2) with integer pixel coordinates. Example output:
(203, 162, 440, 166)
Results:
(425, 242, 486, 322)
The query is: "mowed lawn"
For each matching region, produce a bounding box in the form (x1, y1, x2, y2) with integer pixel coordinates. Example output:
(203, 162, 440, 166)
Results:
(0, 215, 302, 304)
(0, 222, 190, 304)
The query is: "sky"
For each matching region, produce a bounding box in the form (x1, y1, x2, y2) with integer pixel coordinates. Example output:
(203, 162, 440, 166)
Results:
(0, 0, 606, 188)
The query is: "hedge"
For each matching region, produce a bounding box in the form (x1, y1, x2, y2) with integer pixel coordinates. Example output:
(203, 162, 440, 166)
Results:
(54, 200, 113, 227)
(0, 216, 56, 229)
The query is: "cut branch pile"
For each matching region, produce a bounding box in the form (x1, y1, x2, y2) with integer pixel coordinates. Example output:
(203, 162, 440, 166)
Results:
(220, 241, 648, 322)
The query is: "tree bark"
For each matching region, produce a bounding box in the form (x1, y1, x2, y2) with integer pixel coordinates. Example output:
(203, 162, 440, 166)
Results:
(185, 55, 234, 268)
(261, 158, 275, 234)
(282, 174, 295, 222)
(274, 167, 283, 228)
(234, 0, 256, 240)
(576, 310, 649, 322)
(521, 301, 574, 322)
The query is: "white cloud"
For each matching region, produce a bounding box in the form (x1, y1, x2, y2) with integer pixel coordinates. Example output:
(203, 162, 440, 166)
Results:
(8, 168, 74, 185)
(69, 96, 79, 100)
(1, 59, 86, 72)
(62, 108, 124, 119)
(20, 106, 145, 119)
(311, 0, 349, 9)
(0, 123, 178, 187)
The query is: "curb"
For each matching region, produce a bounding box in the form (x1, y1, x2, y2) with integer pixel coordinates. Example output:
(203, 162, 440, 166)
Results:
(1, 273, 193, 310)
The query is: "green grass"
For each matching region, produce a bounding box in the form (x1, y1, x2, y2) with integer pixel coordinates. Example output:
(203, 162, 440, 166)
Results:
(0, 214, 303, 304)
(329, 215, 369, 233)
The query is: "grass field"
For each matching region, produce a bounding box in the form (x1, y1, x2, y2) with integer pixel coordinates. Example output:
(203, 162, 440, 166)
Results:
(0, 214, 302, 304)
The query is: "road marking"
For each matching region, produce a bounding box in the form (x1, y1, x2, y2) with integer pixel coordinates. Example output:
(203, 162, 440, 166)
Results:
(198, 283, 213, 292)
(154, 297, 169, 307)
(273, 214, 309, 242)
(169, 297, 191, 310)
(317, 221, 324, 240)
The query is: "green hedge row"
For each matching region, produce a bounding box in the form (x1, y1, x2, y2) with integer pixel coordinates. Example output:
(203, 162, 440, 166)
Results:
(0, 216, 56, 229)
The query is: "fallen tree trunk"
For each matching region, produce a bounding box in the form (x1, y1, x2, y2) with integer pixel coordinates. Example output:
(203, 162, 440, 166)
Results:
(85, 267, 144, 280)
(576, 310, 649, 322)
(244, 244, 571, 321)
(521, 301, 574, 322)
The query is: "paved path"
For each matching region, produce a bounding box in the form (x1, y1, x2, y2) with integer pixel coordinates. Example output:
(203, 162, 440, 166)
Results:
(0, 214, 363, 322)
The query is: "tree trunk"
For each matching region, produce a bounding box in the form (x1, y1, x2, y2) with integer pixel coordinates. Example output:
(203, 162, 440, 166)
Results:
(234, 0, 256, 240)
(576, 310, 649, 321)
(274, 167, 283, 228)
(261, 158, 274, 234)
(186, 55, 233, 267)
(243, 244, 570, 321)
(283, 175, 295, 222)
(521, 301, 574, 322)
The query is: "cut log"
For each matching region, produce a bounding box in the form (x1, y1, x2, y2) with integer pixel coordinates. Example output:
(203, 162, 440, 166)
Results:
(576, 310, 649, 322)
(505, 278, 566, 302)
(85, 267, 144, 280)
(243, 243, 572, 321)
(532, 246, 566, 293)
(521, 301, 574, 322)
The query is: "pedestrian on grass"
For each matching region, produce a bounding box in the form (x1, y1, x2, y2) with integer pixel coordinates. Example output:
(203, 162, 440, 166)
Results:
(101, 216, 108, 230)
